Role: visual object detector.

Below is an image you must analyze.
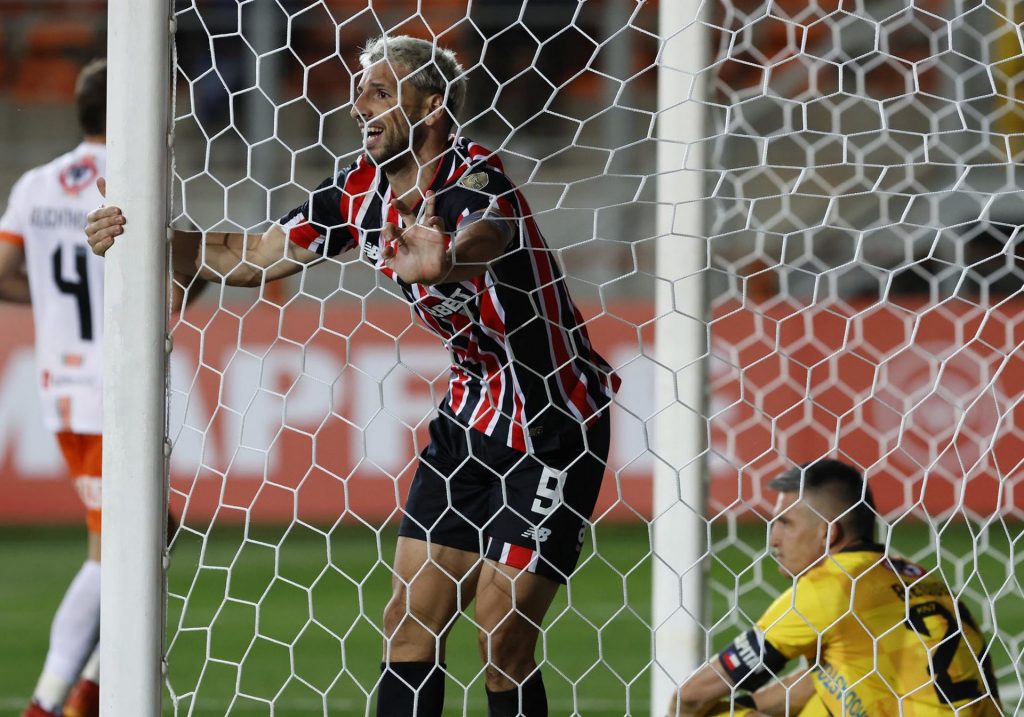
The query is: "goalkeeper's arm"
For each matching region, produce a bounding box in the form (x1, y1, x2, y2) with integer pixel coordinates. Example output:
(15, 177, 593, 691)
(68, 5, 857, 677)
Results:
(667, 664, 814, 717)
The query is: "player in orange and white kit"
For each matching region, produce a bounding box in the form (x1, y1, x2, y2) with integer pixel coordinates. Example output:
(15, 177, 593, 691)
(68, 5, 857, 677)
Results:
(0, 60, 108, 717)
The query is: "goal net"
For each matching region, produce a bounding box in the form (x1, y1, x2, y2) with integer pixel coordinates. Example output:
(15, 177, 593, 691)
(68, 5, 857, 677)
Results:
(156, 0, 1023, 714)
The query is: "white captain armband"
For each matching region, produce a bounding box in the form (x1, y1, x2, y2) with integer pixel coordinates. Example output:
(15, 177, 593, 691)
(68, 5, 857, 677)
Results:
(716, 628, 788, 691)
(461, 209, 516, 247)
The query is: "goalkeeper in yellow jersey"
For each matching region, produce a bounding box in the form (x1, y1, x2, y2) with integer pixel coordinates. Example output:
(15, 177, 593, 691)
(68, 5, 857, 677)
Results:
(668, 459, 1002, 717)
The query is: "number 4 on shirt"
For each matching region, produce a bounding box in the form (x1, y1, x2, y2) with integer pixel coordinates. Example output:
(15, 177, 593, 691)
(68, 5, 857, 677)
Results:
(52, 244, 93, 341)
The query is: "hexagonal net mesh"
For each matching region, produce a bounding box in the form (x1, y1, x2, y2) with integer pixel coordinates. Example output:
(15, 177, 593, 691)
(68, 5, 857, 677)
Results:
(162, 0, 1022, 715)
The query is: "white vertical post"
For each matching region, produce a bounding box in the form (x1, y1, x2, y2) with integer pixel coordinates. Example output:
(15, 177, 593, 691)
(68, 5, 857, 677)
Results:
(101, 1, 171, 715)
(651, 2, 709, 715)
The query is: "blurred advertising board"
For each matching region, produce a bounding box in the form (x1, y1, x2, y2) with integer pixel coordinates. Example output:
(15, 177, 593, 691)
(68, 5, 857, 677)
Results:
(0, 298, 1020, 525)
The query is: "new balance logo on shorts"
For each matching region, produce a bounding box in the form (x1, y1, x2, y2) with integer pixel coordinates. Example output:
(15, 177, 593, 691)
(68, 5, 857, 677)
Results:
(521, 525, 552, 543)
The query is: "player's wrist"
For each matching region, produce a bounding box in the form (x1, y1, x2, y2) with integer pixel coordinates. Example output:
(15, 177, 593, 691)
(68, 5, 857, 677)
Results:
(441, 245, 454, 276)
(734, 694, 756, 710)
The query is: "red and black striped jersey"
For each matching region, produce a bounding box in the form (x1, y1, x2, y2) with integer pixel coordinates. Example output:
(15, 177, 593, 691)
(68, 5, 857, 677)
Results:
(281, 136, 620, 452)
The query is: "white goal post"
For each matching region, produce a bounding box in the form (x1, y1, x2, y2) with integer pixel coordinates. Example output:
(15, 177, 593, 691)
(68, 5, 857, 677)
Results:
(651, 0, 709, 711)
(100, 0, 172, 715)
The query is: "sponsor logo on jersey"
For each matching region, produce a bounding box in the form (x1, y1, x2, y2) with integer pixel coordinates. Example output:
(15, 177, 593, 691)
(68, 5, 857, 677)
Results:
(521, 525, 552, 543)
(42, 373, 98, 388)
(59, 155, 99, 195)
(459, 172, 489, 191)
(889, 557, 926, 578)
(421, 287, 475, 318)
(816, 661, 868, 717)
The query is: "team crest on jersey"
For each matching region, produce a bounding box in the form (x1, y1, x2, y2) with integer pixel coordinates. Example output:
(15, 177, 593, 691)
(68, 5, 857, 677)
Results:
(59, 156, 99, 195)
(459, 172, 489, 191)
(889, 558, 925, 578)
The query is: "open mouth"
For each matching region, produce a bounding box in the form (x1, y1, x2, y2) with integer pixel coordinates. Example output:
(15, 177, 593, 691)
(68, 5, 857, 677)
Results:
(363, 125, 384, 145)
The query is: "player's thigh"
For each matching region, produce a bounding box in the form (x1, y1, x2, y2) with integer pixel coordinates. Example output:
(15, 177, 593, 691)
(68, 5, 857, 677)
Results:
(483, 412, 611, 584)
(399, 413, 495, 554)
(56, 431, 103, 536)
(87, 530, 101, 562)
(388, 536, 483, 634)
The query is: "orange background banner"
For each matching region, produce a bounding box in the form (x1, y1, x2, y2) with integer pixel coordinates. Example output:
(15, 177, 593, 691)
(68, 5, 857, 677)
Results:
(0, 299, 1020, 526)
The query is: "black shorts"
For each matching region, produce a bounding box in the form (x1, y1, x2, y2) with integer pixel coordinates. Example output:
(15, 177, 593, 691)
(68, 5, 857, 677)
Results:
(398, 410, 611, 584)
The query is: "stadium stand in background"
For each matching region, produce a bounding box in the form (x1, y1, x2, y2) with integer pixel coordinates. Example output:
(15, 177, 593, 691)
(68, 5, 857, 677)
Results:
(6, 0, 1015, 304)
(0, 1, 104, 101)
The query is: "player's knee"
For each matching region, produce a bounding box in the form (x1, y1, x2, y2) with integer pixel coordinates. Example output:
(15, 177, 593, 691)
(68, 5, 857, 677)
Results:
(382, 585, 443, 661)
(382, 584, 410, 637)
(477, 622, 535, 685)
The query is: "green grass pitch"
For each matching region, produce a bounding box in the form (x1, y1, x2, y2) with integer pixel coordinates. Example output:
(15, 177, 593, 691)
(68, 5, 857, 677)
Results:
(2, 521, 1020, 715)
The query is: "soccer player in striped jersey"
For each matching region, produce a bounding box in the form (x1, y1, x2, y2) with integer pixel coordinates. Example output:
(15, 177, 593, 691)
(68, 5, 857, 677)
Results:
(87, 34, 618, 717)
(0, 60, 109, 717)
(667, 460, 1002, 717)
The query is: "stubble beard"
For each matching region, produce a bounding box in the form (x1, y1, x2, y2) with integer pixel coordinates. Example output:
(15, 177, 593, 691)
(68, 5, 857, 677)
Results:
(367, 106, 426, 166)
(368, 125, 427, 177)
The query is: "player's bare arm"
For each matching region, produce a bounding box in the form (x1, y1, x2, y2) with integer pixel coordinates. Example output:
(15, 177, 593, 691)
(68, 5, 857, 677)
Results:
(169, 224, 321, 287)
(0, 239, 30, 303)
(383, 190, 509, 285)
(667, 661, 735, 716)
(742, 669, 814, 716)
(667, 661, 812, 717)
(86, 177, 322, 287)
(0, 271, 31, 304)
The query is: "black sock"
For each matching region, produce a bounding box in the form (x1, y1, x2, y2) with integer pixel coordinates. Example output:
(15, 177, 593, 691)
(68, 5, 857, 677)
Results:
(376, 661, 446, 717)
(486, 672, 547, 717)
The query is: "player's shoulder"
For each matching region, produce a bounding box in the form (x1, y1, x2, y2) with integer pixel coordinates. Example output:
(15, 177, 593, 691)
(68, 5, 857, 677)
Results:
(19, 142, 104, 198)
(4, 161, 53, 211)
(823, 544, 889, 576)
(760, 583, 799, 625)
(446, 136, 515, 190)
(766, 551, 881, 618)
(757, 574, 844, 636)
(800, 545, 888, 594)
(306, 158, 366, 197)
(8, 155, 55, 192)
(880, 553, 955, 604)
(792, 545, 901, 613)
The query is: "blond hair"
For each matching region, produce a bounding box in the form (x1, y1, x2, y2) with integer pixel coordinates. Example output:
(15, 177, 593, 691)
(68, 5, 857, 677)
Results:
(359, 35, 466, 125)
